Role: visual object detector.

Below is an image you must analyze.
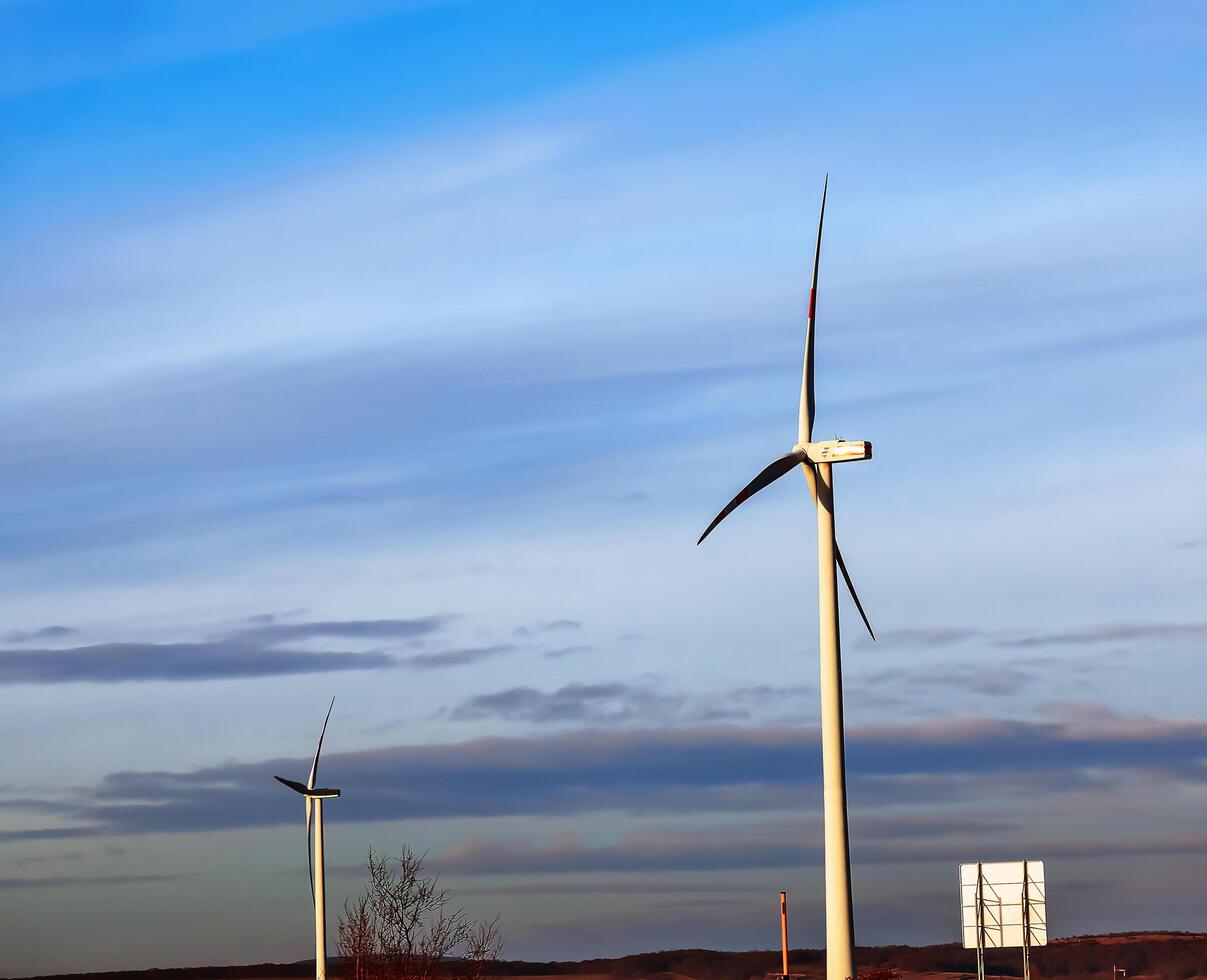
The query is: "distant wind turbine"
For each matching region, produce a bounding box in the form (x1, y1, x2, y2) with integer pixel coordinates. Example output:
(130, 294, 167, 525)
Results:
(698, 177, 873, 980)
(275, 698, 341, 980)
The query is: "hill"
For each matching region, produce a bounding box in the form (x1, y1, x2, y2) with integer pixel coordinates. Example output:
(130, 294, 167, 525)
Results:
(8, 932, 1206, 980)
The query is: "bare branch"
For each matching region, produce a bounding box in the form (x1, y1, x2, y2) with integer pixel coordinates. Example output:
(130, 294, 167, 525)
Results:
(336, 845, 504, 980)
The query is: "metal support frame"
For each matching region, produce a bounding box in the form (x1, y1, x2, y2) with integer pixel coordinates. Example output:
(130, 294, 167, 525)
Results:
(779, 891, 790, 979)
(971, 861, 1039, 980)
(974, 862, 986, 980)
(1021, 860, 1032, 980)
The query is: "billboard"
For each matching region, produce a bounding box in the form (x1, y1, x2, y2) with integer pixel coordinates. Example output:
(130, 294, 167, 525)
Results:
(960, 860, 1047, 950)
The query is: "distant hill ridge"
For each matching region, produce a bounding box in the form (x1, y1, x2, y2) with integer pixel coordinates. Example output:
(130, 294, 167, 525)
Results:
(9, 932, 1207, 980)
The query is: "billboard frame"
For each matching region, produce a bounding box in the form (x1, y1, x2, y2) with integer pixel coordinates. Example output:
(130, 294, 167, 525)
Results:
(959, 859, 1047, 980)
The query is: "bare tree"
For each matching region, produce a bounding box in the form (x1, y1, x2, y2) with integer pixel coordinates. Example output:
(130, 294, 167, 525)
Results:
(463, 919, 504, 980)
(337, 846, 504, 980)
(337, 893, 375, 980)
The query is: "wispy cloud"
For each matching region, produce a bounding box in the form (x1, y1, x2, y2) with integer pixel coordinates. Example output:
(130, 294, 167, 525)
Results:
(9, 851, 87, 867)
(398, 645, 513, 670)
(997, 622, 1207, 648)
(0, 641, 392, 685)
(446, 680, 810, 726)
(542, 645, 594, 659)
(2, 625, 78, 643)
(423, 825, 1207, 876)
(861, 628, 984, 649)
(434, 832, 807, 875)
(0, 0, 408, 97)
(0, 874, 181, 890)
(220, 615, 450, 644)
(450, 682, 686, 725)
(860, 663, 1039, 698)
(0, 615, 483, 684)
(864, 621, 1207, 651)
(512, 619, 582, 638)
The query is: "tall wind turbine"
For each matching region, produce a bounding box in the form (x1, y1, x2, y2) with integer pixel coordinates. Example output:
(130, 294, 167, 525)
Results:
(275, 698, 341, 980)
(698, 178, 873, 980)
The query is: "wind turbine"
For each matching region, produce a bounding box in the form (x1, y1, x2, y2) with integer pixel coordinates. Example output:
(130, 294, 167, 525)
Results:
(275, 698, 341, 980)
(697, 178, 873, 980)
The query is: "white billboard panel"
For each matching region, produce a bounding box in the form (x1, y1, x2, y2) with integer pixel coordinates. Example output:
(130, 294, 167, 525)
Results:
(959, 860, 1047, 949)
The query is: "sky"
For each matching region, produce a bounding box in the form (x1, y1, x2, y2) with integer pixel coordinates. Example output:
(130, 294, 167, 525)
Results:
(1, 0, 1206, 973)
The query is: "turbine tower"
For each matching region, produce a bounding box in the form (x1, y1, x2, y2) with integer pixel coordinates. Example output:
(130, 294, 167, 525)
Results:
(275, 698, 341, 980)
(698, 178, 873, 980)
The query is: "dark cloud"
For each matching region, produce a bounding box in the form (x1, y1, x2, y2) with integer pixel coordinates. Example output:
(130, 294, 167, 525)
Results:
(3, 625, 77, 644)
(221, 615, 450, 644)
(4, 725, 816, 841)
(7, 706, 1206, 841)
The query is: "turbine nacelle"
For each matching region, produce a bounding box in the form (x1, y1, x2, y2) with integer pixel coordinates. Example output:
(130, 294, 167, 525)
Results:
(794, 439, 872, 464)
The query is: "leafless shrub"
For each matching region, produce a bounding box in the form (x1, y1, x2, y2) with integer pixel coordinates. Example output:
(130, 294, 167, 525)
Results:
(337, 846, 503, 980)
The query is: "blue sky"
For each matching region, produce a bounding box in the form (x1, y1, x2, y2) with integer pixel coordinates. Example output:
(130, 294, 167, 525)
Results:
(2, 0, 1206, 973)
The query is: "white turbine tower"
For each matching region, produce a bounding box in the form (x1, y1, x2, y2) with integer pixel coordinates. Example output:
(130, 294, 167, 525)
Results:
(275, 698, 341, 980)
(698, 178, 874, 980)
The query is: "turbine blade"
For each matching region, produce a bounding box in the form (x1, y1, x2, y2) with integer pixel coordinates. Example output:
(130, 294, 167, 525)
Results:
(274, 775, 310, 796)
(698, 449, 809, 545)
(307, 796, 315, 907)
(801, 455, 818, 503)
(307, 696, 335, 791)
(802, 460, 875, 641)
(835, 541, 876, 641)
(799, 175, 828, 446)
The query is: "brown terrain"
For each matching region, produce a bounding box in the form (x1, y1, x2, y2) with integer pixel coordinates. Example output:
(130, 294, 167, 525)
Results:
(8, 933, 1206, 980)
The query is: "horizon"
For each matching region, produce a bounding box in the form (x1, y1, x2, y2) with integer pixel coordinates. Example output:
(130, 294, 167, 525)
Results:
(2, 0, 1205, 975)
(4, 930, 1206, 980)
